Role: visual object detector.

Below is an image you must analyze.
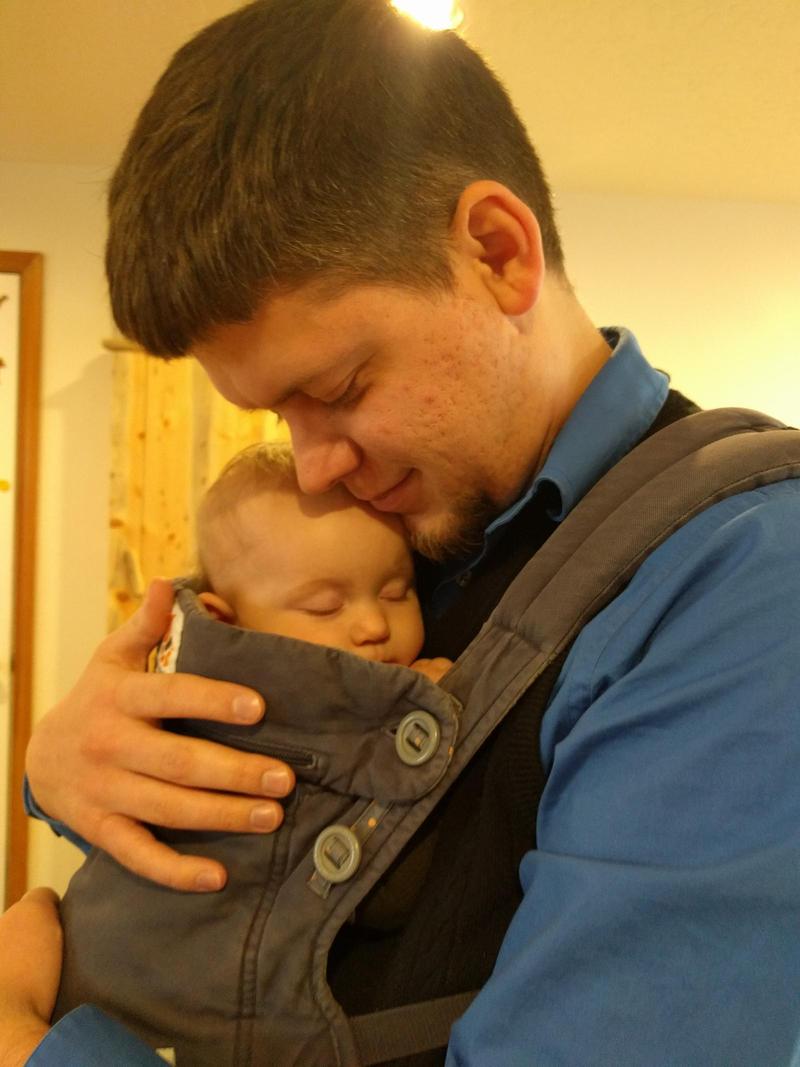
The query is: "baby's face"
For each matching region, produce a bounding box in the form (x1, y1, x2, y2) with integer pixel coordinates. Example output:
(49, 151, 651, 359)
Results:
(205, 486, 424, 665)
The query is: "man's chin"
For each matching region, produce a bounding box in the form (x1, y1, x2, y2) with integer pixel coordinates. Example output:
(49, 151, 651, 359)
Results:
(404, 493, 498, 563)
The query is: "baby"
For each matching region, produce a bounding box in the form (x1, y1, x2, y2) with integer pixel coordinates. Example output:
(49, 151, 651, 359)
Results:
(191, 441, 449, 681)
(54, 442, 456, 1064)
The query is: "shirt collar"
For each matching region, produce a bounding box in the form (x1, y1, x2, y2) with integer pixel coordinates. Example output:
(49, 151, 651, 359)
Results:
(514, 326, 669, 524)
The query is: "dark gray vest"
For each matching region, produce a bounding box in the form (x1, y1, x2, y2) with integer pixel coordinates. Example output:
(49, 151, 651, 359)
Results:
(54, 409, 800, 1066)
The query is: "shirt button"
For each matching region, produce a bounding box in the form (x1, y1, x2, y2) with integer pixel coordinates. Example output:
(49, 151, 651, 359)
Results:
(456, 570, 472, 588)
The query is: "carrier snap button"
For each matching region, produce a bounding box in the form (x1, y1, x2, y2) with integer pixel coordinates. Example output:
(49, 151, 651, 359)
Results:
(313, 825, 361, 884)
(395, 711, 440, 767)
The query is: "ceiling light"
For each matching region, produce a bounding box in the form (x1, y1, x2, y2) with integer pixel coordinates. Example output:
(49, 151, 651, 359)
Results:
(390, 1, 464, 32)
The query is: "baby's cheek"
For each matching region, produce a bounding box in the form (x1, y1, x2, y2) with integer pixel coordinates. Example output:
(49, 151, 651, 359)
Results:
(413, 606, 433, 661)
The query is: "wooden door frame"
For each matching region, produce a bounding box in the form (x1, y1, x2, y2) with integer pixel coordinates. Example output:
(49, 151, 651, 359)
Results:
(2, 251, 43, 906)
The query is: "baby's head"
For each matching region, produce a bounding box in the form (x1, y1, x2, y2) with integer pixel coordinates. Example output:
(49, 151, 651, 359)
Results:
(196, 443, 424, 665)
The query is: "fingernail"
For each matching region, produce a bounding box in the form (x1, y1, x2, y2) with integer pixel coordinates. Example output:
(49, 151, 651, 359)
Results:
(250, 803, 279, 830)
(261, 768, 292, 795)
(232, 693, 263, 722)
(195, 869, 224, 892)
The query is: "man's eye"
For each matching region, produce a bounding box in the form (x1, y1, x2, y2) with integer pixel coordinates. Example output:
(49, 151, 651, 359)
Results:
(327, 376, 363, 409)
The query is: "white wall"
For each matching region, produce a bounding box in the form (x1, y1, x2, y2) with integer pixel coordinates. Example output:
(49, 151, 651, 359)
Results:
(0, 161, 113, 893)
(557, 191, 800, 425)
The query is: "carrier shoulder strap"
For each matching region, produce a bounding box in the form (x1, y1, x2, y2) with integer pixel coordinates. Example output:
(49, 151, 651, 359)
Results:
(348, 408, 800, 1065)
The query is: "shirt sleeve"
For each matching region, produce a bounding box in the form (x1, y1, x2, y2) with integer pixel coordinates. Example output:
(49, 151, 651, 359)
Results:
(23, 775, 91, 854)
(27, 1006, 164, 1065)
(446, 482, 800, 1066)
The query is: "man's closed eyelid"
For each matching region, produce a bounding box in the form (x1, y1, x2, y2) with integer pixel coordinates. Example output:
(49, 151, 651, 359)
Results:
(326, 359, 373, 407)
(328, 377, 361, 408)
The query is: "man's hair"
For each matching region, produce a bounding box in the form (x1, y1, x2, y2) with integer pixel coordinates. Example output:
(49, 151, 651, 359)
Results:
(196, 442, 297, 586)
(108, 0, 564, 356)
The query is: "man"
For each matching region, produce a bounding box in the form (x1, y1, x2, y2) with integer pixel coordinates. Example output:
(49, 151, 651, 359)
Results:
(17, 0, 800, 1063)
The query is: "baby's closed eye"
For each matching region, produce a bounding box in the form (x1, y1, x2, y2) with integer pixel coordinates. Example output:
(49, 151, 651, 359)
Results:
(295, 594, 344, 617)
(379, 579, 414, 602)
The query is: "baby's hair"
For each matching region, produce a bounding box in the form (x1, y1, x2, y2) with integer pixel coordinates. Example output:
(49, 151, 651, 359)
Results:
(195, 441, 297, 588)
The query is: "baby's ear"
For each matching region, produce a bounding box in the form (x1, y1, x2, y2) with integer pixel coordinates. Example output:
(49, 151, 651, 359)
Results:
(198, 591, 236, 623)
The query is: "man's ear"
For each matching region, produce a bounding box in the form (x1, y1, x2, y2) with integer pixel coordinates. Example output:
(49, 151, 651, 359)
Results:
(450, 180, 545, 315)
(198, 591, 236, 624)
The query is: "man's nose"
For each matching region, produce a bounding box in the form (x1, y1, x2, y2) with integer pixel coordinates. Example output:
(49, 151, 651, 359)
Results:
(281, 400, 361, 495)
(293, 438, 362, 495)
(350, 606, 391, 647)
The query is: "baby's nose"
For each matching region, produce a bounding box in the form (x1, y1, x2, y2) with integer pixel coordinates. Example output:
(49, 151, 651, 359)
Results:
(351, 606, 390, 646)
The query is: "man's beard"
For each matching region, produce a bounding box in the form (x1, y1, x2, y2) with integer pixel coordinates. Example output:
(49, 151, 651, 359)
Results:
(406, 489, 500, 564)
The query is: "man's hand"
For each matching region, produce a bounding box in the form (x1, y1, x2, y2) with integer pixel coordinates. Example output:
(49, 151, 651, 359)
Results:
(26, 579, 295, 893)
(410, 657, 453, 684)
(0, 888, 62, 1067)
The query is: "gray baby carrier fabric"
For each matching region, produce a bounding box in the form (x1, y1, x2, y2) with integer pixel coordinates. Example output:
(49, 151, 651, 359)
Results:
(54, 409, 800, 1066)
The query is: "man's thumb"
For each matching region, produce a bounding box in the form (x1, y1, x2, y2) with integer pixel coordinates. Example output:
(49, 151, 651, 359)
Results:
(107, 577, 175, 663)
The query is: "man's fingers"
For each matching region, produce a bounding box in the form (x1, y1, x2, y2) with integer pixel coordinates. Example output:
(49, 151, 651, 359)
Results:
(108, 727, 294, 798)
(96, 814, 232, 893)
(100, 582, 267, 730)
(100, 773, 287, 836)
(102, 577, 176, 667)
(115, 668, 265, 725)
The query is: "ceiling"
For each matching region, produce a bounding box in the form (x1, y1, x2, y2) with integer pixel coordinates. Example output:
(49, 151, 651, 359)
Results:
(1, 0, 798, 202)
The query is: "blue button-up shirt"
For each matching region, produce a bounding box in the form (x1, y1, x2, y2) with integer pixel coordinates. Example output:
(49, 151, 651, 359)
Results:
(445, 333, 800, 1065)
(28, 330, 800, 1066)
